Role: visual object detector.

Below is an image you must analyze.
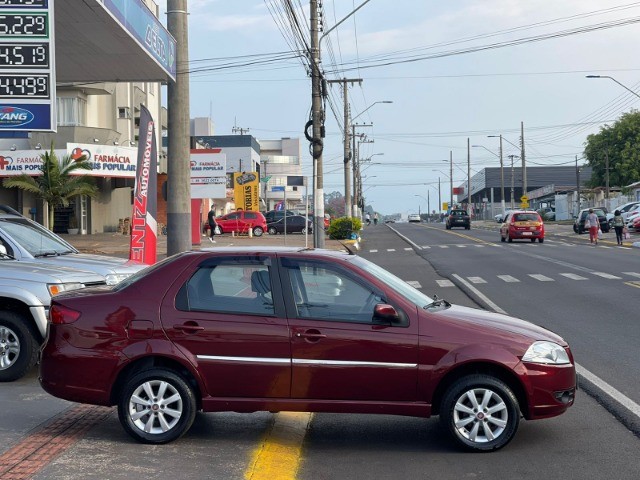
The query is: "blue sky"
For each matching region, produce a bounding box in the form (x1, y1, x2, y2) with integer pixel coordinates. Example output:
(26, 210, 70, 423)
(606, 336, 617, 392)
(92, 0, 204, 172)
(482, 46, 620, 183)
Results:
(160, 0, 640, 214)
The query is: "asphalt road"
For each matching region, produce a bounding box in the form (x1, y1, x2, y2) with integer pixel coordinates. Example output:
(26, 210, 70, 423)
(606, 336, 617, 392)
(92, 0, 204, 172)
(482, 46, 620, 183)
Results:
(2, 223, 639, 479)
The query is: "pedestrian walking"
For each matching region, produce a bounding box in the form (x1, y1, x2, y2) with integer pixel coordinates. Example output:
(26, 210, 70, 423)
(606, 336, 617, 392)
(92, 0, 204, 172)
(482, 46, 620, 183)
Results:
(373, 213, 379, 225)
(586, 208, 599, 245)
(207, 205, 217, 243)
(613, 209, 625, 245)
(365, 213, 371, 226)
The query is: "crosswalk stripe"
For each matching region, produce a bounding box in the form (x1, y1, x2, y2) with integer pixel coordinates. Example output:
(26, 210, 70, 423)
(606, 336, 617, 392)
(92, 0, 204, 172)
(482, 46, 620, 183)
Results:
(529, 274, 554, 282)
(369, 249, 378, 253)
(406, 280, 422, 288)
(387, 248, 396, 252)
(474, 245, 485, 247)
(560, 273, 588, 280)
(436, 279, 455, 287)
(404, 247, 413, 251)
(497, 275, 519, 283)
(592, 272, 621, 280)
(623, 272, 640, 279)
(422, 245, 431, 249)
(456, 245, 466, 248)
(438, 245, 449, 249)
(467, 276, 487, 284)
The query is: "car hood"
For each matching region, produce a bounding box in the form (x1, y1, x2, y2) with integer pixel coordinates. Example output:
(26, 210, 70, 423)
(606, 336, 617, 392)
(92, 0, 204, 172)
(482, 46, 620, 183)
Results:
(433, 304, 566, 346)
(31, 253, 146, 276)
(0, 259, 105, 284)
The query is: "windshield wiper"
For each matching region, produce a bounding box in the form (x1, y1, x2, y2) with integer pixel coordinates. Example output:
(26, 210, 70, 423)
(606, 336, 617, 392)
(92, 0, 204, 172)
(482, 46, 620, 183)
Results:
(34, 250, 60, 257)
(0, 252, 15, 259)
(425, 294, 451, 310)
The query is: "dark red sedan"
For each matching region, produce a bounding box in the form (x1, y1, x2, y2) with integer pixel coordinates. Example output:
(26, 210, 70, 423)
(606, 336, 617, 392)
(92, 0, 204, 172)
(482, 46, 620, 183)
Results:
(40, 247, 575, 451)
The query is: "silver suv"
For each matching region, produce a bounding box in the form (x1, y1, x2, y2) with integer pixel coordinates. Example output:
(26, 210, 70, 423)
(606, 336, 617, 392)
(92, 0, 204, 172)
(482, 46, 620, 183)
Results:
(0, 206, 145, 285)
(0, 246, 106, 381)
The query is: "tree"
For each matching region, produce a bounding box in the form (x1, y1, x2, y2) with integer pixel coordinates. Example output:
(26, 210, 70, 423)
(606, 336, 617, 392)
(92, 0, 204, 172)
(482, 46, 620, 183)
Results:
(2, 147, 98, 230)
(583, 110, 640, 190)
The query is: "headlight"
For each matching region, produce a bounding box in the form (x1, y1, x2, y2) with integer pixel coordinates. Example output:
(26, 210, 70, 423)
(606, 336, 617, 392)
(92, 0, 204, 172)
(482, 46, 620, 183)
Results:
(47, 282, 84, 296)
(105, 273, 130, 285)
(522, 341, 570, 365)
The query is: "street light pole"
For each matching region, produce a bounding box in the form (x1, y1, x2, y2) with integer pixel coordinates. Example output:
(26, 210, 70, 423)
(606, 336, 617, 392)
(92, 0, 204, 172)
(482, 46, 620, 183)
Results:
(508, 155, 519, 209)
(586, 75, 640, 100)
(449, 151, 453, 210)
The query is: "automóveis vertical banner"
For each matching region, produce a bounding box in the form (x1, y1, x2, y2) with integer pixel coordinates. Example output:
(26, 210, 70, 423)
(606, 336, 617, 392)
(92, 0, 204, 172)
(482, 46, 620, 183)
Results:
(129, 105, 157, 265)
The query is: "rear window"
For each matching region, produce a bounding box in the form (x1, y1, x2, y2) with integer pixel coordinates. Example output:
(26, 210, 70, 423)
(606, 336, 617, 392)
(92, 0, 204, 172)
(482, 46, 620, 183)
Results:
(513, 213, 540, 222)
(451, 210, 467, 217)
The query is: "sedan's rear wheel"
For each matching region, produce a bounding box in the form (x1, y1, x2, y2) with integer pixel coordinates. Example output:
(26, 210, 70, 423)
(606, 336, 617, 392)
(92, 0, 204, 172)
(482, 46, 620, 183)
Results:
(0, 311, 38, 382)
(267, 226, 277, 235)
(118, 368, 196, 444)
(539, 237, 544, 243)
(440, 374, 520, 452)
(253, 227, 264, 237)
(531, 238, 536, 243)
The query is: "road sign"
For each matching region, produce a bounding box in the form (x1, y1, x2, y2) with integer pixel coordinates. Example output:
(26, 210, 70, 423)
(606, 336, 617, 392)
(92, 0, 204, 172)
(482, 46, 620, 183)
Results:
(260, 176, 272, 183)
(520, 195, 529, 202)
(520, 202, 530, 209)
(442, 202, 448, 211)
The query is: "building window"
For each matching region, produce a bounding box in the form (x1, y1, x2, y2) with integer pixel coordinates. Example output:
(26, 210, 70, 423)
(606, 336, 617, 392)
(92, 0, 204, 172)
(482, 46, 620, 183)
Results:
(118, 107, 131, 119)
(56, 97, 86, 126)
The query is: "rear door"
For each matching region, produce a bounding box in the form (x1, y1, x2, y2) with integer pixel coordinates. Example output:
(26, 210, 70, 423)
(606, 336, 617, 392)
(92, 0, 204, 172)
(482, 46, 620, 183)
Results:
(161, 254, 291, 399)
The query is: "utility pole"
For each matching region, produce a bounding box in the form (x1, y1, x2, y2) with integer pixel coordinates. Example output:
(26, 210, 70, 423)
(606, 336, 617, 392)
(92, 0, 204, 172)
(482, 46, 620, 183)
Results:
(449, 150, 453, 210)
(499, 135, 505, 215)
(605, 150, 610, 200)
(521, 121, 527, 196)
(352, 124, 372, 216)
(355, 136, 373, 219)
(508, 155, 517, 209)
(427, 190, 430, 222)
(576, 155, 581, 215)
(310, 0, 325, 247)
(327, 78, 362, 217)
(438, 177, 441, 214)
(166, 0, 191, 255)
(467, 138, 471, 217)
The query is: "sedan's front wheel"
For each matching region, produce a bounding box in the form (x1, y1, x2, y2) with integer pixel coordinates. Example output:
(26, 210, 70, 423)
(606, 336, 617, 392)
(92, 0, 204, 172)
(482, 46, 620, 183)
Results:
(118, 368, 196, 444)
(253, 227, 264, 237)
(440, 374, 520, 452)
(268, 226, 277, 235)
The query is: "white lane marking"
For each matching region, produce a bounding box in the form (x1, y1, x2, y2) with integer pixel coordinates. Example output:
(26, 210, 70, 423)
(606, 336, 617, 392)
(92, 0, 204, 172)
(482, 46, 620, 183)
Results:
(467, 276, 487, 284)
(576, 362, 640, 417)
(386, 225, 423, 251)
(560, 273, 588, 280)
(387, 248, 396, 252)
(623, 272, 640, 279)
(455, 245, 466, 248)
(592, 272, 622, 280)
(529, 274, 554, 282)
(438, 245, 449, 249)
(474, 244, 485, 247)
(497, 275, 520, 283)
(369, 249, 378, 253)
(421, 245, 431, 249)
(436, 279, 455, 287)
(452, 274, 507, 315)
(404, 247, 413, 251)
(406, 281, 422, 289)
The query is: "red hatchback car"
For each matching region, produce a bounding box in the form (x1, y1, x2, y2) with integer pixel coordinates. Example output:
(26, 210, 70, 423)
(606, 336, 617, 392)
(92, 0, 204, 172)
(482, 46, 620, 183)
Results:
(215, 211, 267, 237)
(40, 248, 575, 451)
(500, 211, 545, 243)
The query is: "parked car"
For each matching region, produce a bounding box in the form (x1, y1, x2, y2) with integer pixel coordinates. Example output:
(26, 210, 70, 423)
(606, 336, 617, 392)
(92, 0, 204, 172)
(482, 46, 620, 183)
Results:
(40, 247, 576, 451)
(500, 210, 545, 243)
(1, 245, 105, 381)
(572, 208, 610, 234)
(616, 201, 640, 220)
(445, 209, 470, 230)
(263, 209, 297, 224)
(215, 210, 267, 236)
(267, 215, 312, 235)
(494, 210, 514, 223)
(407, 213, 421, 223)
(0, 205, 145, 285)
(624, 205, 640, 227)
(537, 207, 555, 221)
(632, 215, 640, 232)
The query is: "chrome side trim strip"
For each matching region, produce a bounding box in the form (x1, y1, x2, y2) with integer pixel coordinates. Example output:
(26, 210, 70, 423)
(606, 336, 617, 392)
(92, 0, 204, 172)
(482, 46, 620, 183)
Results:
(197, 355, 290, 364)
(195, 355, 417, 368)
(293, 359, 417, 368)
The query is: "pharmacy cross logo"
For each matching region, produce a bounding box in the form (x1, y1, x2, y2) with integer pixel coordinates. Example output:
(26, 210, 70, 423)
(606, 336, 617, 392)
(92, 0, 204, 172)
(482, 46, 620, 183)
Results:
(0, 155, 13, 170)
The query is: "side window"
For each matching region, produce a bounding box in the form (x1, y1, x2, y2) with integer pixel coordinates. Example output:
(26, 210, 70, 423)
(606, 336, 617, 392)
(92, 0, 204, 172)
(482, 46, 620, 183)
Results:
(184, 264, 274, 315)
(286, 261, 383, 323)
(244, 212, 257, 219)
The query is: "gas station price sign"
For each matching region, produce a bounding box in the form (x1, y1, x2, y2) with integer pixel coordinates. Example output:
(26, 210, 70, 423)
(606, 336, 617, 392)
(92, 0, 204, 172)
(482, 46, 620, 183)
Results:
(0, 0, 55, 131)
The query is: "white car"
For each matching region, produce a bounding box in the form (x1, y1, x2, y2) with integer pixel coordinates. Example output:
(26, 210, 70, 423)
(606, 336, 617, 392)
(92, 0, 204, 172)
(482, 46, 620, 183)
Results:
(625, 207, 640, 226)
(495, 210, 514, 223)
(408, 214, 421, 223)
(621, 203, 640, 222)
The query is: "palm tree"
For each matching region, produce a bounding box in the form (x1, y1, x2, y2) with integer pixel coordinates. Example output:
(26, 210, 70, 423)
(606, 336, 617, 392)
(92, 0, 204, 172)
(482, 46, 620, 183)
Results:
(2, 147, 98, 230)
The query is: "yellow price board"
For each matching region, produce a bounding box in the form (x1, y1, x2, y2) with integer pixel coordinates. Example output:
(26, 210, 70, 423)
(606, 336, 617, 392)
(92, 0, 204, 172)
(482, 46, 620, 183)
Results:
(442, 202, 449, 211)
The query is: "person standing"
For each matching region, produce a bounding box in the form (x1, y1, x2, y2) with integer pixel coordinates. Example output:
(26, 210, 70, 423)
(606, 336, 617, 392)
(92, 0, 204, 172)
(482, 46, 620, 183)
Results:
(207, 205, 217, 243)
(373, 213, 378, 225)
(586, 208, 599, 245)
(613, 209, 625, 245)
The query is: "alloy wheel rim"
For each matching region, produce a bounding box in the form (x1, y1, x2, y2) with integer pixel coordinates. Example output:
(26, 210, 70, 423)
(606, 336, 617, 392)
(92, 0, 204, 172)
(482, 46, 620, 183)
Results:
(453, 388, 508, 443)
(128, 380, 183, 434)
(0, 326, 20, 370)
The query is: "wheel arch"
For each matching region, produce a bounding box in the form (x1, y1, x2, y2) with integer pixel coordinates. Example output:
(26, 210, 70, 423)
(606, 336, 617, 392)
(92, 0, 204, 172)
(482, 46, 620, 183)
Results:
(110, 355, 204, 410)
(0, 297, 43, 342)
(430, 361, 529, 418)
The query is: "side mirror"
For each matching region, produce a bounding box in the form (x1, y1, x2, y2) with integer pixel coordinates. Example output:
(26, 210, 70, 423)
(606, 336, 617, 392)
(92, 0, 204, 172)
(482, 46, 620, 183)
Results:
(373, 303, 400, 323)
(0, 244, 7, 256)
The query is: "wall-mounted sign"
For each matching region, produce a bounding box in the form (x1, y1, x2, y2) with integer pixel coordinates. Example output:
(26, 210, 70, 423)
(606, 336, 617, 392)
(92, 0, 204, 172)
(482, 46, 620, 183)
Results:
(190, 150, 226, 199)
(0, 0, 56, 131)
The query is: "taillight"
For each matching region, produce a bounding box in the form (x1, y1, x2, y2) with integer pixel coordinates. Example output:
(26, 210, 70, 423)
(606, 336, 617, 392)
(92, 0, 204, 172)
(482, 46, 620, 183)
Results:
(50, 304, 81, 325)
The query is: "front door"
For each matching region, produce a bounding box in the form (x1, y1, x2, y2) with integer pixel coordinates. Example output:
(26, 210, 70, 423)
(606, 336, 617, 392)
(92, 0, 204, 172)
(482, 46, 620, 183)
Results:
(280, 257, 418, 402)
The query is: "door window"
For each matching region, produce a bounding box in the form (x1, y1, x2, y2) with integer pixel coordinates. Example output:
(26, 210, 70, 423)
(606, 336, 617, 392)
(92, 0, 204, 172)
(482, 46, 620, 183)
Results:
(285, 261, 383, 323)
(184, 264, 274, 315)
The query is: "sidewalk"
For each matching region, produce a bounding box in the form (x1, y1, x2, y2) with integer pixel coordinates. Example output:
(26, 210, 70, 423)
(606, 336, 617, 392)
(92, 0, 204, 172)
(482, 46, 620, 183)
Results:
(59, 231, 348, 257)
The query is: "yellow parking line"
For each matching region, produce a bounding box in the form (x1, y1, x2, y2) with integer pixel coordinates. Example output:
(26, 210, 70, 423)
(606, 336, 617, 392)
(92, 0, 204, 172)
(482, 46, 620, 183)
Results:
(625, 281, 640, 289)
(245, 412, 312, 480)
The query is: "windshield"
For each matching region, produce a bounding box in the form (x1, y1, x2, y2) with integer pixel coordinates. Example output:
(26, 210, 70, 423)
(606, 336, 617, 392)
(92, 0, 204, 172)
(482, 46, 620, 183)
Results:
(0, 218, 76, 256)
(350, 256, 434, 308)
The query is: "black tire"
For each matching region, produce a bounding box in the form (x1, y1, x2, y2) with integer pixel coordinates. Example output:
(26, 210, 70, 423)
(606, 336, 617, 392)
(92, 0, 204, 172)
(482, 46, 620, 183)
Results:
(500, 234, 505, 243)
(531, 238, 536, 243)
(440, 374, 520, 452)
(118, 368, 197, 444)
(466, 226, 470, 230)
(0, 311, 38, 382)
(267, 227, 277, 235)
(573, 224, 578, 234)
(539, 237, 544, 243)
(253, 227, 264, 237)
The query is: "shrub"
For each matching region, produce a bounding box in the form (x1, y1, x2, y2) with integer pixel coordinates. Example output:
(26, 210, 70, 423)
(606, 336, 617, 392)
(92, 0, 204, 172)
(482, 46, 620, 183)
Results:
(328, 217, 362, 240)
